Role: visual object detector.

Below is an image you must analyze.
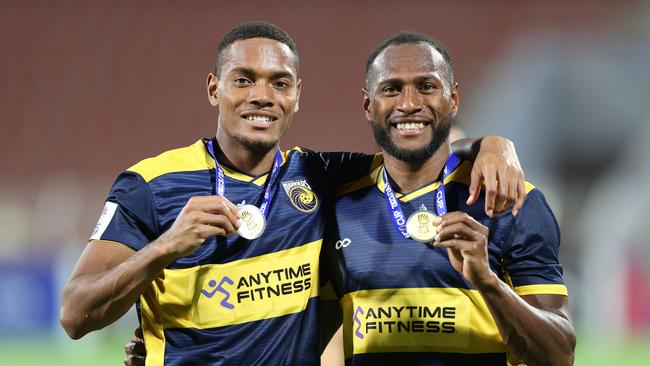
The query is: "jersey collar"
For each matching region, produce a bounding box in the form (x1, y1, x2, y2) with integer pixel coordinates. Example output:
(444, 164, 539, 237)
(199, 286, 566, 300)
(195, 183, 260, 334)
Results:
(200, 139, 289, 186)
(376, 158, 471, 202)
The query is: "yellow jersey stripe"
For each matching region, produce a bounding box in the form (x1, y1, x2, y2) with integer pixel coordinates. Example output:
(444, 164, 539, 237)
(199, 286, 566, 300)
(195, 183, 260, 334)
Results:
(514, 284, 568, 296)
(128, 140, 294, 185)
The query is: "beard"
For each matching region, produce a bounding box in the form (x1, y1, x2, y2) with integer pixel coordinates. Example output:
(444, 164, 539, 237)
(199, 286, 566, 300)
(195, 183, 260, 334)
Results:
(371, 115, 453, 163)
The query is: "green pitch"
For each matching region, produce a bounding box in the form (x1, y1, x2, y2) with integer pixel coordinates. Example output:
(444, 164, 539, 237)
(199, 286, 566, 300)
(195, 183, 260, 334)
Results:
(1, 333, 648, 365)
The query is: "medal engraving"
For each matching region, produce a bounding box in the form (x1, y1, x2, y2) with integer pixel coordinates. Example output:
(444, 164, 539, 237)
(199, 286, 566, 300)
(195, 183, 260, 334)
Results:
(406, 207, 438, 242)
(237, 204, 266, 240)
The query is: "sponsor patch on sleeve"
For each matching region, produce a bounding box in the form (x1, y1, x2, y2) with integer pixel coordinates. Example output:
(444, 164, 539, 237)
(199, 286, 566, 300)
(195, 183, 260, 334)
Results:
(90, 201, 118, 240)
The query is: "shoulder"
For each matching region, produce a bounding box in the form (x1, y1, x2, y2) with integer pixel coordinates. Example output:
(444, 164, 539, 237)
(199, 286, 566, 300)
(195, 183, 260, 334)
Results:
(127, 140, 211, 183)
(331, 153, 383, 197)
(285, 147, 375, 166)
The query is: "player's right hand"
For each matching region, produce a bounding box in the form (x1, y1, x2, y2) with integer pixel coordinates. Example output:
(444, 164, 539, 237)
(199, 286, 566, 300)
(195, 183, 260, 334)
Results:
(155, 196, 241, 258)
(123, 326, 146, 366)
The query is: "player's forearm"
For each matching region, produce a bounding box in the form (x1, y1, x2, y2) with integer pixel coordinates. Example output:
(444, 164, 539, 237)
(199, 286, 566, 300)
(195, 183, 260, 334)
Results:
(450, 137, 481, 161)
(451, 135, 516, 162)
(477, 276, 576, 366)
(60, 241, 176, 339)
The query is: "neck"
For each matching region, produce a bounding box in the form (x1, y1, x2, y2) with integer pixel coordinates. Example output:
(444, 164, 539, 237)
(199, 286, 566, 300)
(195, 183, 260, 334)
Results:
(383, 142, 451, 193)
(214, 132, 278, 176)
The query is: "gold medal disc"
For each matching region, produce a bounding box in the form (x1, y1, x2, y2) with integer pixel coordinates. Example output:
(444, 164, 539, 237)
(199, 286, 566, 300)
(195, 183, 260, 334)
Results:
(406, 209, 439, 242)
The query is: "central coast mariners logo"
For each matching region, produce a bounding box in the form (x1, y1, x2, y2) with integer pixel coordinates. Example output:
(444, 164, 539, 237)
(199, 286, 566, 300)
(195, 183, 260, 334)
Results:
(282, 178, 319, 213)
(201, 276, 235, 309)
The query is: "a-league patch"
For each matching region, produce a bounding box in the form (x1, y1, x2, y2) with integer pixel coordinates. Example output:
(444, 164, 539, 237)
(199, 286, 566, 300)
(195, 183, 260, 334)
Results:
(281, 178, 319, 213)
(90, 201, 118, 240)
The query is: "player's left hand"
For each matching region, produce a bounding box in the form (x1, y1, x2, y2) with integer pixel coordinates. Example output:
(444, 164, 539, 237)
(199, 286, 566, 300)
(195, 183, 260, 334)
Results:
(432, 212, 496, 289)
(467, 135, 525, 217)
(124, 326, 146, 366)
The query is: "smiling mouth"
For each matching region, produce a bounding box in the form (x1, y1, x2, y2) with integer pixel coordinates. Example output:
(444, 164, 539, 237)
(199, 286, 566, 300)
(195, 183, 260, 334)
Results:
(394, 122, 427, 131)
(241, 112, 279, 124)
(245, 115, 274, 123)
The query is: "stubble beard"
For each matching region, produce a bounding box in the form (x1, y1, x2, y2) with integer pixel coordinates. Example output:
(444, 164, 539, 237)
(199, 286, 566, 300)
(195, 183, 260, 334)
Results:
(232, 133, 280, 154)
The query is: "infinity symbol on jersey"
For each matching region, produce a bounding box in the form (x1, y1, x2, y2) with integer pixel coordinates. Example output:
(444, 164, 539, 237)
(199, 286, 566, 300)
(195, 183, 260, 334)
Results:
(335, 238, 352, 249)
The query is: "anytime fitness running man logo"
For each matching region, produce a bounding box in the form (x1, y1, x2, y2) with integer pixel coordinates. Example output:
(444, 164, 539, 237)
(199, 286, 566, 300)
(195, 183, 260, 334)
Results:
(354, 306, 365, 339)
(201, 276, 235, 310)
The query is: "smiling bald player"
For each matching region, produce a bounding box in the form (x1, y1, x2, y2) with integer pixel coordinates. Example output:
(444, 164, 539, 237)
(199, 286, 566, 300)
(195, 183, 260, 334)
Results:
(60, 22, 525, 366)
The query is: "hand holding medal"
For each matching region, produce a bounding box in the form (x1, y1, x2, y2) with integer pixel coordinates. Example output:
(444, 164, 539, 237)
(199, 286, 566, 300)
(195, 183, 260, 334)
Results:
(208, 139, 282, 240)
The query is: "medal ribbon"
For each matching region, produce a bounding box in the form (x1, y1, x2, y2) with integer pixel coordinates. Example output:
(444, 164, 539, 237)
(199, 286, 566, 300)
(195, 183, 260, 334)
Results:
(207, 138, 283, 218)
(382, 152, 461, 239)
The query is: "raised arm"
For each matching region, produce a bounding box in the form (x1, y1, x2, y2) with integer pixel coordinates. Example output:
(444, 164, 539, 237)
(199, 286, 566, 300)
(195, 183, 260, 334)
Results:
(433, 210, 576, 366)
(60, 195, 240, 339)
(451, 135, 525, 217)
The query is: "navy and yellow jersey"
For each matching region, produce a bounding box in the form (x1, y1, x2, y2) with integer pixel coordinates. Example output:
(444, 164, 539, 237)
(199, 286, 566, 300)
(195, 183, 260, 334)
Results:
(322, 157, 568, 366)
(89, 139, 375, 366)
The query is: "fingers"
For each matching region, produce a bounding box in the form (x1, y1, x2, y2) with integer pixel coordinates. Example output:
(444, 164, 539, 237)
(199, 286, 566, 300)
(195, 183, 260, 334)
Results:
(436, 222, 482, 243)
(493, 165, 510, 216)
(469, 164, 525, 218)
(124, 355, 145, 366)
(505, 171, 518, 215)
(436, 212, 488, 239)
(512, 174, 526, 216)
(189, 196, 241, 229)
(196, 212, 238, 236)
(198, 223, 232, 237)
(124, 335, 146, 366)
(466, 167, 482, 206)
(482, 167, 497, 218)
(124, 338, 146, 356)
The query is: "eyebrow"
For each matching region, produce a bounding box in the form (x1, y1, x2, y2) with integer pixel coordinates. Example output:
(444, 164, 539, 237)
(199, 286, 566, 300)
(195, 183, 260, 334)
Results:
(228, 67, 296, 80)
(376, 73, 441, 86)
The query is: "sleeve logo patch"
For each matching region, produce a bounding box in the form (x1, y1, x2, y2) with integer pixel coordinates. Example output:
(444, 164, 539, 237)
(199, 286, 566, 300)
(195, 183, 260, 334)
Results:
(90, 201, 118, 240)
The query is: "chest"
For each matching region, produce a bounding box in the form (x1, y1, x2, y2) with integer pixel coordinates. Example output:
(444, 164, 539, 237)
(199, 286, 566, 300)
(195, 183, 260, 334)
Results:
(330, 191, 509, 293)
(150, 166, 328, 266)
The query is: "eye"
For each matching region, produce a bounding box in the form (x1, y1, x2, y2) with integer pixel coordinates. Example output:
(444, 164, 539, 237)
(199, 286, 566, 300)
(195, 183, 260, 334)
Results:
(233, 77, 253, 86)
(419, 83, 437, 92)
(381, 85, 399, 96)
(273, 80, 290, 89)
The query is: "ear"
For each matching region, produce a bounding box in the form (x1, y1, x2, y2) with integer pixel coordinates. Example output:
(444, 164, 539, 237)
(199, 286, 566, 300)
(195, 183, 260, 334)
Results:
(362, 88, 372, 122)
(294, 78, 302, 113)
(207, 73, 219, 107)
(450, 82, 460, 118)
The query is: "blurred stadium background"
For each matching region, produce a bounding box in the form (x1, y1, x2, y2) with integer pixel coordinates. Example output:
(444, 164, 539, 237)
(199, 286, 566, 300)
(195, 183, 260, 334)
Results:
(1, 0, 649, 364)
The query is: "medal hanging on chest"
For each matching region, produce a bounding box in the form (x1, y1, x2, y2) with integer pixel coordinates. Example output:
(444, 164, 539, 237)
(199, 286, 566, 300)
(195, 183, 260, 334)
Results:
(207, 139, 283, 240)
(383, 153, 460, 242)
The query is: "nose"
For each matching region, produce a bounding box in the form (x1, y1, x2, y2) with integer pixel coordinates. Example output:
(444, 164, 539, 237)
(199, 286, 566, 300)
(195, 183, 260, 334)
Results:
(396, 86, 422, 115)
(248, 82, 274, 108)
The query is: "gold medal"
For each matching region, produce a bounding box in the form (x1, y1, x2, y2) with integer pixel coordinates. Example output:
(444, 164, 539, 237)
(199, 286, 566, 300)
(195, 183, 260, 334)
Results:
(236, 204, 266, 240)
(406, 205, 439, 242)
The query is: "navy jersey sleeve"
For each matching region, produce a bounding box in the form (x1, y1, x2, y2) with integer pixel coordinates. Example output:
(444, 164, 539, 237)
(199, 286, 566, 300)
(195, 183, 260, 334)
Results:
(317, 151, 376, 189)
(319, 207, 346, 300)
(90, 171, 160, 251)
(502, 188, 568, 296)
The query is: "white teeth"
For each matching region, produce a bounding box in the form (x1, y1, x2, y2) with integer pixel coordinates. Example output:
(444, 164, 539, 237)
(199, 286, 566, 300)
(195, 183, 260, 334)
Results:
(396, 122, 425, 131)
(246, 115, 272, 123)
